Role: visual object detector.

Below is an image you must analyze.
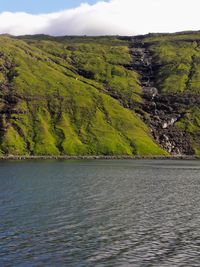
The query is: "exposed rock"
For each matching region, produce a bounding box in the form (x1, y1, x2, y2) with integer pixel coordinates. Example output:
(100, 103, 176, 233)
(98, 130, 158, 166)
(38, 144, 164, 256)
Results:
(125, 39, 196, 155)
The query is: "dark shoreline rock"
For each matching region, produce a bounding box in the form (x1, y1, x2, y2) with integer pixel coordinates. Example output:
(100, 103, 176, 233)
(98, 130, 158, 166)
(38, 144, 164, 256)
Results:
(0, 155, 199, 161)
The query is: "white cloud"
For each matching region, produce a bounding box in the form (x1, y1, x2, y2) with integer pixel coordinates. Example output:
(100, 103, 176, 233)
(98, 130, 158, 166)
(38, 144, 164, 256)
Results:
(0, 0, 200, 36)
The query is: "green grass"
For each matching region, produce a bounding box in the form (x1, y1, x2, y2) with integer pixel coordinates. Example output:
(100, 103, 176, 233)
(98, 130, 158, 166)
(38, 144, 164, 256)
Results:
(0, 35, 166, 156)
(143, 32, 200, 154)
(0, 33, 199, 155)
(176, 107, 200, 154)
(146, 35, 200, 94)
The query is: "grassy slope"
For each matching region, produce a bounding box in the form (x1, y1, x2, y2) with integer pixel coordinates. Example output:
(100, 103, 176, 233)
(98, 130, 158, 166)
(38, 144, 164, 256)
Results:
(143, 33, 200, 154)
(0, 33, 199, 156)
(0, 36, 166, 156)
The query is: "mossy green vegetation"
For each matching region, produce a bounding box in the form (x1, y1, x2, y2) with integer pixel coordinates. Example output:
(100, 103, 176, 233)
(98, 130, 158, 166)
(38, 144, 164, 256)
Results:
(0, 35, 166, 156)
(146, 36, 200, 94)
(143, 32, 200, 155)
(176, 107, 200, 155)
(149, 41, 198, 93)
(0, 33, 199, 156)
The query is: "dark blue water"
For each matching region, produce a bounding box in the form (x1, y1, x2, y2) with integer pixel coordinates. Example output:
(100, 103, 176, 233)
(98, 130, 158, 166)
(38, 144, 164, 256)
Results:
(0, 160, 200, 266)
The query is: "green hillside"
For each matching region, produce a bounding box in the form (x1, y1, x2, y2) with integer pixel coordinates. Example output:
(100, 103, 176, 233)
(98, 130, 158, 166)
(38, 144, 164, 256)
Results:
(144, 33, 200, 155)
(0, 33, 199, 156)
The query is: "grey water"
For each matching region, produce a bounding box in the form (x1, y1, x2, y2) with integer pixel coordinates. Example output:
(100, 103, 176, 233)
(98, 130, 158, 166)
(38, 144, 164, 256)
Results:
(0, 160, 200, 267)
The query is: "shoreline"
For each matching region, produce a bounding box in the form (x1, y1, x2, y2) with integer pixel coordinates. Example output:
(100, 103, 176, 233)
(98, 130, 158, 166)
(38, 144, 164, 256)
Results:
(0, 155, 199, 161)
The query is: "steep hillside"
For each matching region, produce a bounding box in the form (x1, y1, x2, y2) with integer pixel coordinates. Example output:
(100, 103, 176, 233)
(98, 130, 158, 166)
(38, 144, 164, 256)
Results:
(0, 33, 199, 156)
(141, 33, 200, 155)
(121, 33, 200, 155)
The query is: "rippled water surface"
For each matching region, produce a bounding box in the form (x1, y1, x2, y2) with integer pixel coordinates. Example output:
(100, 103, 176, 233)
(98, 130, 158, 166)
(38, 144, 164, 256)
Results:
(0, 159, 200, 266)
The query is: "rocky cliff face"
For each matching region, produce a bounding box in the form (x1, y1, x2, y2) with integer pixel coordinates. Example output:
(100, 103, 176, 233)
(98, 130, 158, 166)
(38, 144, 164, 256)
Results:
(125, 39, 200, 155)
(0, 33, 199, 156)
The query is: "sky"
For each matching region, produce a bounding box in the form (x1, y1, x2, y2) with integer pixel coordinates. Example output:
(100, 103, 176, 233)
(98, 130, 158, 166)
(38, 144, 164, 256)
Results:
(0, 0, 99, 13)
(0, 0, 200, 36)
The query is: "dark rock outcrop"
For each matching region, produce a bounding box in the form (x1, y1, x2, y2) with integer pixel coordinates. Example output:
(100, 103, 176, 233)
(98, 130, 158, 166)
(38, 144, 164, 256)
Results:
(126, 39, 198, 155)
